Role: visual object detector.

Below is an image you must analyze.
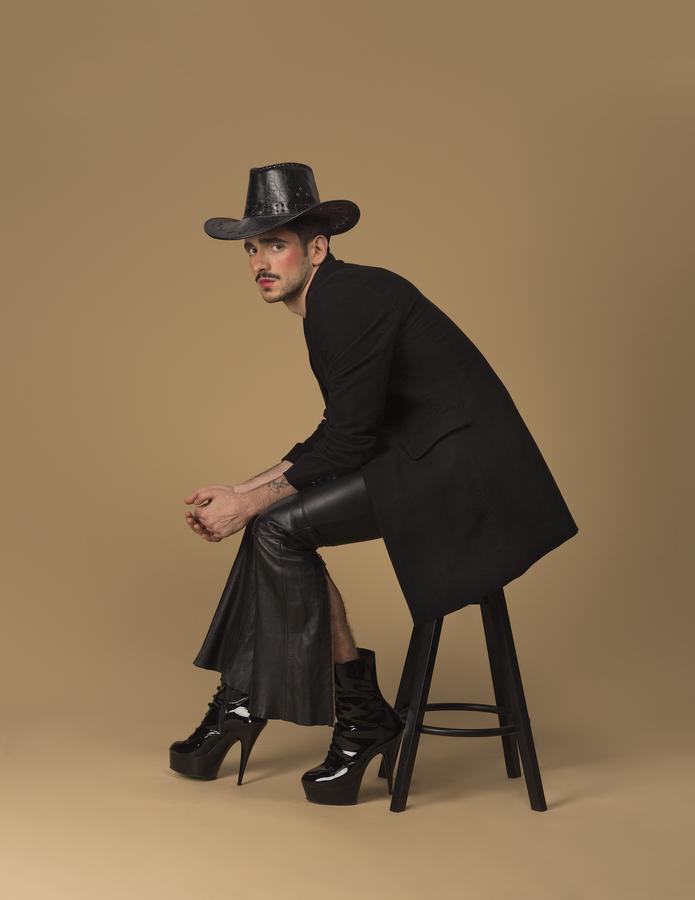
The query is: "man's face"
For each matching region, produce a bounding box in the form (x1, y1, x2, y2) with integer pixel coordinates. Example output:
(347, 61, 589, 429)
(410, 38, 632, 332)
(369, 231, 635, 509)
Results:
(243, 226, 316, 304)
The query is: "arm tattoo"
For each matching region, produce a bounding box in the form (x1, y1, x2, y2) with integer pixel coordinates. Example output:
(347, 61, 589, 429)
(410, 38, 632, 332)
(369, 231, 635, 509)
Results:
(267, 475, 291, 494)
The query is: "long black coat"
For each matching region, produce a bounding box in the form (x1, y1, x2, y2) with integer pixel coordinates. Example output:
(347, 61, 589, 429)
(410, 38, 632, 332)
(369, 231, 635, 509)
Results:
(281, 251, 578, 625)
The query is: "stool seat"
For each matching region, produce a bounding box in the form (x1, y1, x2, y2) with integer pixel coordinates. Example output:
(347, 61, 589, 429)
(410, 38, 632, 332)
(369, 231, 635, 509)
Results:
(378, 587, 548, 813)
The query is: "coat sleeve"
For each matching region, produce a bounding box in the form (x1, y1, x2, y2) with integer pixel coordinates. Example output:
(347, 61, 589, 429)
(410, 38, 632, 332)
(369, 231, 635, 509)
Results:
(282, 289, 402, 490)
(280, 410, 328, 463)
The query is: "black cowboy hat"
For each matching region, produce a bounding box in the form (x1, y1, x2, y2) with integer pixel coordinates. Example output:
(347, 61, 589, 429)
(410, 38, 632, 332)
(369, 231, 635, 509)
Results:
(203, 162, 360, 241)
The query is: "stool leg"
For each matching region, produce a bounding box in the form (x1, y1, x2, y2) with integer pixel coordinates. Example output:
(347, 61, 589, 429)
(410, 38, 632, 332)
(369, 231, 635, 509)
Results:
(480, 595, 521, 778)
(489, 589, 547, 811)
(377, 623, 425, 779)
(390, 618, 443, 813)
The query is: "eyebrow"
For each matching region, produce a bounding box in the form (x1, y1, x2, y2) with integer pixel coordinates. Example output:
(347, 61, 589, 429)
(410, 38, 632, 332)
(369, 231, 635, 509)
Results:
(243, 236, 288, 250)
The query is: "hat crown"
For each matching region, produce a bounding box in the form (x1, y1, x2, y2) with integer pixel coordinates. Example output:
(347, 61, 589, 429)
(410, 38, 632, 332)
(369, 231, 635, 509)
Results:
(244, 162, 320, 218)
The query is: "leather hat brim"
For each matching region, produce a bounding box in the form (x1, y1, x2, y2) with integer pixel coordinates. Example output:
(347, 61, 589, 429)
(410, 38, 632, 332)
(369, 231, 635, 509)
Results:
(203, 199, 360, 241)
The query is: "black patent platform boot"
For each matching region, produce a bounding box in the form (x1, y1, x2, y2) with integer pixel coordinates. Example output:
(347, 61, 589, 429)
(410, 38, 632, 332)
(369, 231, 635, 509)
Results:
(169, 680, 267, 785)
(301, 648, 404, 806)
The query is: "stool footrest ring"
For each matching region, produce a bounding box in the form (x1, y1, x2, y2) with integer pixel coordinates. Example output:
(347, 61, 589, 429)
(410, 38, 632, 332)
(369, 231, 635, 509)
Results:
(419, 701, 519, 738)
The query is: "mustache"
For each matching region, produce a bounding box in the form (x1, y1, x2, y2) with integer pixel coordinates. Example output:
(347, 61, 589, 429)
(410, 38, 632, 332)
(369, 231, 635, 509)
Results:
(257, 274, 278, 281)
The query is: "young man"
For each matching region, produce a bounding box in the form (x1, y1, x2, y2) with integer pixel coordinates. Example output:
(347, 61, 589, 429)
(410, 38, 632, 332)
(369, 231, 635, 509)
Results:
(169, 162, 579, 806)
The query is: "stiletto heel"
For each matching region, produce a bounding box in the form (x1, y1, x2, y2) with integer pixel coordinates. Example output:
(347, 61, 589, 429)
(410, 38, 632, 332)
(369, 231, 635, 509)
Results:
(302, 648, 404, 806)
(381, 733, 401, 794)
(169, 681, 267, 783)
(237, 718, 267, 785)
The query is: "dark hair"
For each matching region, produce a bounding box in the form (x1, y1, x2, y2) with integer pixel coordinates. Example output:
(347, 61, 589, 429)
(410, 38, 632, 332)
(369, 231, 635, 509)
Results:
(284, 214, 331, 251)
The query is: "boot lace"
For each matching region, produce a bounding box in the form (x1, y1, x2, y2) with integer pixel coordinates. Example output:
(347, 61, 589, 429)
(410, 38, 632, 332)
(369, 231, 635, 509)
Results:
(198, 680, 251, 734)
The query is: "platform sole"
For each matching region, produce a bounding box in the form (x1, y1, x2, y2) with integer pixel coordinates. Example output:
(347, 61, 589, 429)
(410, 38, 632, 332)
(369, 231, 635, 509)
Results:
(301, 734, 402, 805)
(170, 719, 267, 783)
(170, 732, 240, 780)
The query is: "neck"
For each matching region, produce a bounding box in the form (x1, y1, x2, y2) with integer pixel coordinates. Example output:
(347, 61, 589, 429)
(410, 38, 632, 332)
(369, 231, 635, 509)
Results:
(285, 253, 328, 318)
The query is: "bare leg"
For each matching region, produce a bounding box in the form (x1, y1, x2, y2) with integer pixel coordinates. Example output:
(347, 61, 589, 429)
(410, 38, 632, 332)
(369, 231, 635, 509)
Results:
(324, 569, 359, 663)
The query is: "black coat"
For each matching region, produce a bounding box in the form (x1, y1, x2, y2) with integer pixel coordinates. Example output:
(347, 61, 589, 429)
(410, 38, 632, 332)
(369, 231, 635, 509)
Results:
(281, 252, 578, 625)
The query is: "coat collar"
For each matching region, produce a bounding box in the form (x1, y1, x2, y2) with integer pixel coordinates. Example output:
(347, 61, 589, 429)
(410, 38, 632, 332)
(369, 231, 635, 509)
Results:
(305, 250, 344, 316)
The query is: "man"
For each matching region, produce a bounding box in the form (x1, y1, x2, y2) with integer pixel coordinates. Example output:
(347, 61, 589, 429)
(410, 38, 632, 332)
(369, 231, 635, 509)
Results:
(168, 162, 579, 807)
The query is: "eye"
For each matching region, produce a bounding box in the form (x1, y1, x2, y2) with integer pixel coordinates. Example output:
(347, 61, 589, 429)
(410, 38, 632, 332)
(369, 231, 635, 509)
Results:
(272, 243, 284, 250)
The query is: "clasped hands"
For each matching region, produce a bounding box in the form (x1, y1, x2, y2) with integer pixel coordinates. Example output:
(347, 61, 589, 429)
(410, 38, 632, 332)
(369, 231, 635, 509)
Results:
(184, 483, 257, 542)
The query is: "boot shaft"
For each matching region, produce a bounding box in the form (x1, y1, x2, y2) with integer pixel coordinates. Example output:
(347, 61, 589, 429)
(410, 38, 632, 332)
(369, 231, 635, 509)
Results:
(333, 647, 401, 731)
(300, 646, 405, 801)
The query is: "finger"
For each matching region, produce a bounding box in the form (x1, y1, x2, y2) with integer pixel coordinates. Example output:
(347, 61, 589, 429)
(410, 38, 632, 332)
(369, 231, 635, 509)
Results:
(184, 489, 213, 505)
(184, 509, 219, 539)
(185, 513, 210, 536)
(195, 518, 217, 539)
(184, 485, 228, 505)
(201, 521, 220, 540)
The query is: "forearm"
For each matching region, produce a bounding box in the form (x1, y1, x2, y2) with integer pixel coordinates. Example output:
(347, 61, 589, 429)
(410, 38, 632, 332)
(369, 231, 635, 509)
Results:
(235, 459, 294, 493)
(245, 472, 298, 516)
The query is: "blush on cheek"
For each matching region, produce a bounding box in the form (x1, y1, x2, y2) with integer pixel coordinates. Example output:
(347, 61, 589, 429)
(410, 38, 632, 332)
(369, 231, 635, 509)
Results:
(283, 247, 300, 267)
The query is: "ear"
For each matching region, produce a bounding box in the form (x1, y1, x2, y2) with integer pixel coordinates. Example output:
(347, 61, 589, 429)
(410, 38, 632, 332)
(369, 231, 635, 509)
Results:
(310, 233, 329, 265)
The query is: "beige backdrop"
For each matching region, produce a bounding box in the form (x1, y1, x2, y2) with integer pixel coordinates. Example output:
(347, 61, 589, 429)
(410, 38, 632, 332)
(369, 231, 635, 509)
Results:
(1, 1, 692, 898)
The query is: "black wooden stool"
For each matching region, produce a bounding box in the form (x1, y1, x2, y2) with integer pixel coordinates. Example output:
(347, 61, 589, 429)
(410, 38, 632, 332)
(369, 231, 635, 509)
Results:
(378, 587, 547, 813)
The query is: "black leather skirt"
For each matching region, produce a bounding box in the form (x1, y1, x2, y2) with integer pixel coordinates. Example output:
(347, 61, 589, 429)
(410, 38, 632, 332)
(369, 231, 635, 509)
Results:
(192, 471, 382, 726)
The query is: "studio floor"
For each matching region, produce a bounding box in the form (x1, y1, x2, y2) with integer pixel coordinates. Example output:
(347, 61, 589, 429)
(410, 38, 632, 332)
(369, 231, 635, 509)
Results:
(3, 710, 690, 900)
